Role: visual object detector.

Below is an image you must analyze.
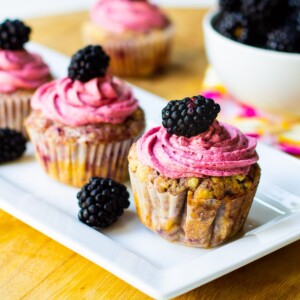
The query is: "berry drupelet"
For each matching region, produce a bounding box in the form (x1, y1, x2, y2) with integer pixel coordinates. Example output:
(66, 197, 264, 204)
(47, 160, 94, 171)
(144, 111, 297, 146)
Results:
(266, 27, 300, 53)
(288, 0, 300, 9)
(68, 45, 110, 83)
(215, 12, 250, 43)
(0, 128, 26, 164)
(162, 95, 221, 138)
(78, 177, 130, 229)
(241, 0, 286, 24)
(219, 0, 241, 12)
(286, 9, 300, 33)
(0, 19, 31, 50)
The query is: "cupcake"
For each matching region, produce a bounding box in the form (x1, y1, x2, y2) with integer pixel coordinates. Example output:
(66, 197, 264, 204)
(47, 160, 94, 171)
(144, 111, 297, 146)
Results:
(25, 45, 145, 187)
(128, 95, 260, 248)
(82, 0, 173, 76)
(0, 19, 51, 135)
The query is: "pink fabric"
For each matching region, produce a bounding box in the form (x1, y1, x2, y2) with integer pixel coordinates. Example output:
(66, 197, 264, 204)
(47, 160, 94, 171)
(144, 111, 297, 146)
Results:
(137, 121, 258, 178)
(31, 75, 138, 127)
(91, 0, 169, 33)
(0, 50, 50, 93)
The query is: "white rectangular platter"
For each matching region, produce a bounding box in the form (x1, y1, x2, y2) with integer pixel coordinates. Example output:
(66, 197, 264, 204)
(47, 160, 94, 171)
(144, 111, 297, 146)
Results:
(1, 43, 300, 300)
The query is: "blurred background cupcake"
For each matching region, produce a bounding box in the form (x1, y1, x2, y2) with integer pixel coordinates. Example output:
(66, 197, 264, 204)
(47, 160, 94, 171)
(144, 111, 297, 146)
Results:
(82, 0, 174, 77)
(25, 45, 145, 187)
(0, 19, 51, 135)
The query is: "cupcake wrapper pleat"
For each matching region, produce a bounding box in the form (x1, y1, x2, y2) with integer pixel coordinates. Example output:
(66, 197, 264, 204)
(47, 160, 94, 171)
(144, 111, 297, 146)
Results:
(129, 169, 258, 248)
(0, 92, 31, 136)
(82, 24, 174, 76)
(28, 129, 138, 187)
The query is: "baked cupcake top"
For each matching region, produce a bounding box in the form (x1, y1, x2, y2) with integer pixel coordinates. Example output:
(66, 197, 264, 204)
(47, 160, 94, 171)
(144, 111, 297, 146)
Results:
(136, 95, 259, 178)
(0, 19, 50, 93)
(31, 45, 138, 127)
(90, 0, 170, 33)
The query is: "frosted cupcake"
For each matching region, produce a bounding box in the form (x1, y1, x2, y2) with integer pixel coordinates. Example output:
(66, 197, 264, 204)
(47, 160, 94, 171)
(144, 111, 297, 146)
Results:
(0, 19, 51, 134)
(25, 45, 145, 187)
(82, 0, 173, 76)
(129, 95, 260, 248)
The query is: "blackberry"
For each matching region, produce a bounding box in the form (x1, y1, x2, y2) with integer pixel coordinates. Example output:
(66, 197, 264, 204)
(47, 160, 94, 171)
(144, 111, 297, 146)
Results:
(288, 0, 300, 9)
(78, 177, 130, 229)
(241, 0, 286, 24)
(266, 27, 300, 53)
(215, 12, 250, 43)
(68, 45, 110, 82)
(286, 9, 300, 32)
(0, 19, 31, 50)
(162, 95, 220, 138)
(0, 128, 26, 164)
(219, 0, 241, 12)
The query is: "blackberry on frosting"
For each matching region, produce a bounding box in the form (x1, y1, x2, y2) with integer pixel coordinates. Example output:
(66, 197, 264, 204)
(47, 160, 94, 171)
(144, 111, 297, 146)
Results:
(68, 45, 110, 82)
(162, 95, 221, 138)
(0, 19, 31, 50)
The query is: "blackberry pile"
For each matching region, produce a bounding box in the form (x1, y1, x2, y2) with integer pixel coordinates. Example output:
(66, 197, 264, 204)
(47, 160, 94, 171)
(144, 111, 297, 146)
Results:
(0, 129, 26, 164)
(162, 95, 220, 138)
(78, 177, 130, 229)
(0, 19, 31, 50)
(215, 0, 300, 53)
(68, 45, 110, 82)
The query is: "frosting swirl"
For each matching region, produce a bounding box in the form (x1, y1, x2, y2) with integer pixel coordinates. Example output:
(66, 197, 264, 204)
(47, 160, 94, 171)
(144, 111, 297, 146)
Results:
(0, 50, 50, 93)
(31, 75, 138, 127)
(136, 121, 259, 178)
(91, 0, 169, 33)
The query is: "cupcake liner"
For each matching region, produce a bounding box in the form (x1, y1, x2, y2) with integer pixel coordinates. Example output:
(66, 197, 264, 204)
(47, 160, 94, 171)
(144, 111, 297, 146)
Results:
(0, 91, 32, 135)
(27, 128, 138, 187)
(82, 23, 174, 76)
(129, 169, 259, 248)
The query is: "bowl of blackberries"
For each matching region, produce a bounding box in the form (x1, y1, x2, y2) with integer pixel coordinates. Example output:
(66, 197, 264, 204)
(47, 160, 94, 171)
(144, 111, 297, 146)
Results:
(203, 0, 300, 117)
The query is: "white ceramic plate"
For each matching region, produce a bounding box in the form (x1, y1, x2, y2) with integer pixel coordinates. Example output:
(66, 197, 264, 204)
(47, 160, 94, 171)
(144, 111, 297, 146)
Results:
(1, 43, 300, 300)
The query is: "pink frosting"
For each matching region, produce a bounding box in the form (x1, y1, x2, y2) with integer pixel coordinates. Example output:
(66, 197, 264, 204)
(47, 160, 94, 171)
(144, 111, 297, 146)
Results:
(136, 121, 259, 178)
(91, 0, 169, 33)
(0, 50, 50, 93)
(31, 75, 138, 127)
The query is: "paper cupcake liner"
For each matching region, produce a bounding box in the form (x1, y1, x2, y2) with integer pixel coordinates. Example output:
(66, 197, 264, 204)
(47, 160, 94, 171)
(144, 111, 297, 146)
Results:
(83, 24, 174, 76)
(0, 91, 32, 136)
(27, 128, 138, 187)
(129, 169, 258, 248)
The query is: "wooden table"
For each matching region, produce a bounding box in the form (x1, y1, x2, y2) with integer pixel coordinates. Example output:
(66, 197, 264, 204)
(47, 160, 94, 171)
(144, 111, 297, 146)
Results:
(1, 8, 300, 300)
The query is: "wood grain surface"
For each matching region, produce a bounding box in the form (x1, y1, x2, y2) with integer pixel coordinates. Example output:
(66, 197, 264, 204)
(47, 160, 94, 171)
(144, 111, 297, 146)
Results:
(0, 9, 300, 300)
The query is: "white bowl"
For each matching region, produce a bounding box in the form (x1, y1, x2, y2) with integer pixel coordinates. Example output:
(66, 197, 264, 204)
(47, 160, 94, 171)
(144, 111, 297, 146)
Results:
(203, 11, 300, 117)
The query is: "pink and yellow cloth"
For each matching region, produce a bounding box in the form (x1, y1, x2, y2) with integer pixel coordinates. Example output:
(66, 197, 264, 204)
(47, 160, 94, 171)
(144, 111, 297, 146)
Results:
(201, 67, 300, 157)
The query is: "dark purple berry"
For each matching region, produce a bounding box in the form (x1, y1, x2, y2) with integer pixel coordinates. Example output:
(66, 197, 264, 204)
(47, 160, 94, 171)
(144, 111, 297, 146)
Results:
(219, 0, 241, 12)
(241, 0, 286, 24)
(266, 26, 300, 53)
(286, 9, 300, 33)
(288, 0, 300, 9)
(162, 96, 220, 138)
(77, 177, 130, 229)
(0, 128, 26, 163)
(215, 13, 250, 44)
(0, 19, 31, 50)
(68, 45, 110, 82)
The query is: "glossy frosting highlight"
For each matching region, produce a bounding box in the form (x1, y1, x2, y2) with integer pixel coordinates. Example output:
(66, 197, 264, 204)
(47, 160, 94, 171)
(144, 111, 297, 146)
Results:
(0, 50, 50, 93)
(31, 75, 138, 127)
(136, 121, 259, 178)
(91, 0, 169, 33)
